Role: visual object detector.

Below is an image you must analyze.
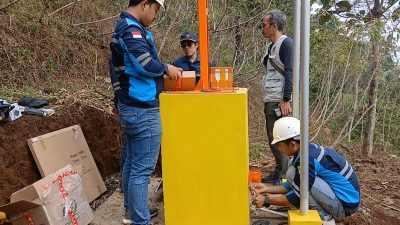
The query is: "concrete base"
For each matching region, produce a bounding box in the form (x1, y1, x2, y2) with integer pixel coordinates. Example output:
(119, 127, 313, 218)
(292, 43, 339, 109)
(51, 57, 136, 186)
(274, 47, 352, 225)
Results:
(288, 210, 321, 225)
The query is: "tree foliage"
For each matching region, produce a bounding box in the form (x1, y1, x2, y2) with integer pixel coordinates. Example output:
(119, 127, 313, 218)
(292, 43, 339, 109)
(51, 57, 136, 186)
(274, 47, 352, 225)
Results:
(313, 0, 400, 155)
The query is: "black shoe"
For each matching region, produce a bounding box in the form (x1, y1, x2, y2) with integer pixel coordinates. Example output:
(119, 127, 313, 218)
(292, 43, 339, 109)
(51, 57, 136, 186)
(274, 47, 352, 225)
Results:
(261, 171, 279, 183)
(273, 177, 282, 186)
(150, 207, 158, 218)
(252, 219, 271, 225)
(18, 96, 49, 108)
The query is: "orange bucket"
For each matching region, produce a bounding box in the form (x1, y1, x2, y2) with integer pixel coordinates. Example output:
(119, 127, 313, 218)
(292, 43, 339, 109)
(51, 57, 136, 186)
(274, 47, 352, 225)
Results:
(248, 170, 261, 183)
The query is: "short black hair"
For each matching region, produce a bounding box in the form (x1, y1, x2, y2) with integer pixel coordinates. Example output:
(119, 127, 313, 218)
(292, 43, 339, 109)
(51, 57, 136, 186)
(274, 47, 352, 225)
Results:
(129, 0, 158, 7)
(267, 10, 287, 31)
(281, 137, 300, 146)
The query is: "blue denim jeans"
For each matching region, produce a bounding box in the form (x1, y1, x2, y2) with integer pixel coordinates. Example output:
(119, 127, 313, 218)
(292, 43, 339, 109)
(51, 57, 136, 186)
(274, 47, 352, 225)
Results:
(286, 165, 347, 221)
(120, 135, 128, 175)
(120, 135, 128, 188)
(308, 177, 346, 221)
(118, 102, 162, 225)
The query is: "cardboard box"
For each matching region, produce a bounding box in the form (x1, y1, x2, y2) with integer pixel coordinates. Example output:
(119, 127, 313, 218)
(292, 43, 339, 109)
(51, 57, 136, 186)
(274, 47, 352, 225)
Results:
(10, 165, 94, 225)
(27, 125, 106, 203)
(210, 67, 233, 89)
(0, 200, 50, 225)
(164, 71, 196, 91)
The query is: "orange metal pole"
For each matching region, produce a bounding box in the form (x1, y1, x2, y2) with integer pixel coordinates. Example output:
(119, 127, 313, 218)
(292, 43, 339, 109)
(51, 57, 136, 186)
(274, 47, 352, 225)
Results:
(197, 0, 209, 90)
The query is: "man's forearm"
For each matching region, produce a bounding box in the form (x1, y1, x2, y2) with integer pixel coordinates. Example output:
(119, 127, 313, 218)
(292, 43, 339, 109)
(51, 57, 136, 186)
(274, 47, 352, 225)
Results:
(283, 70, 292, 101)
(269, 195, 294, 207)
(266, 185, 289, 194)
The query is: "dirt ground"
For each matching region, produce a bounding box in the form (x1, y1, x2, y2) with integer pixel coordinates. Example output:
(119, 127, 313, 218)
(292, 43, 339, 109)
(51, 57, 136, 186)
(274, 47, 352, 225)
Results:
(252, 147, 400, 225)
(0, 103, 122, 205)
(0, 104, 399, 224)
(92, 179, 286, 225)
(342, 149, 400, 224)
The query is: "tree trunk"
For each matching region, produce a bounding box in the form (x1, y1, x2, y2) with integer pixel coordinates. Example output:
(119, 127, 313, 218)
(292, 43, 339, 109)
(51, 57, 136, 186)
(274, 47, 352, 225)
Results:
(363, 41, 380, 157)
(232, 25, 242, 66)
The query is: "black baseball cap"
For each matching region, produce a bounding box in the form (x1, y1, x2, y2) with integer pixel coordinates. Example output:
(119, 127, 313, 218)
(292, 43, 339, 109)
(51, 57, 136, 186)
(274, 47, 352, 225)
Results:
(180, 32, 198, 43)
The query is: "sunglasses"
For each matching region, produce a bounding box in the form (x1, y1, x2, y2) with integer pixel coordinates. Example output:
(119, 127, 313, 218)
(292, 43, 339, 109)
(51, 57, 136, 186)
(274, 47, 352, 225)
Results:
(180, 42, 195, 48)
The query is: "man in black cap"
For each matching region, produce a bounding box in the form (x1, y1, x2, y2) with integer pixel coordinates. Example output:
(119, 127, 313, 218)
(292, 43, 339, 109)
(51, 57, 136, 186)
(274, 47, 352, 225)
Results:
(173, 31, 213, 84)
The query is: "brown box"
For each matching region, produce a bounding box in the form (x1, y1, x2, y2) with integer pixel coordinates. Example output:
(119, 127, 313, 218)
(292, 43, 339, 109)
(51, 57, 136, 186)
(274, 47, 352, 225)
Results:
(164, 71, 196, 91)
(6, 165, 93, 225)
(0, 200, 50, 225)
(27, 125, 106, 203)
(210, 67, 233, 89)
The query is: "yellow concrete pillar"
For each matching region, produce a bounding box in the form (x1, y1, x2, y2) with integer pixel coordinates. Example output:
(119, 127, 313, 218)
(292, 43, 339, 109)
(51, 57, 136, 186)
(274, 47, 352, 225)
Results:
(160, 89, 249, 225)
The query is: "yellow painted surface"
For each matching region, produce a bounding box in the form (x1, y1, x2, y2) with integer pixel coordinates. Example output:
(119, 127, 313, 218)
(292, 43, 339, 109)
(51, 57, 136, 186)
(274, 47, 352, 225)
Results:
(288, 210, 322, 225)
(160, 89, 249, 225)
(0, 211, 5, 220)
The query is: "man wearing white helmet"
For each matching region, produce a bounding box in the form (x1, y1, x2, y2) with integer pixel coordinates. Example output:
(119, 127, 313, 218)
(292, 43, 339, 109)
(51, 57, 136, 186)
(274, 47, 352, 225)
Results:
(251, 117, 360, 224)
(109, 0, 182, 224)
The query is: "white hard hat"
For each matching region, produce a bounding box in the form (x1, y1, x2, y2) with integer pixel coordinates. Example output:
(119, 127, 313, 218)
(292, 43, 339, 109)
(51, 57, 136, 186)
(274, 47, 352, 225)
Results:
(271, 117, 301, 145)
(155, 0, 165, 8)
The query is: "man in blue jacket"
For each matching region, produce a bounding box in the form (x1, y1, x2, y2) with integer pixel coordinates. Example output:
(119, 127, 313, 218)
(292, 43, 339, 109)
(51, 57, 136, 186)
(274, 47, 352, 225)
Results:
(251, 117, 360, 225)
(173, 31, 213, 84)
(109, 0, 182, 224)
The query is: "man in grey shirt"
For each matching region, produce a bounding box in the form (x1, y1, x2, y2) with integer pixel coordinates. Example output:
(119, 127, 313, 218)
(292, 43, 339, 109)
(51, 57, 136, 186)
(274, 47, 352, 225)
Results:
(260, 10, 293, 185)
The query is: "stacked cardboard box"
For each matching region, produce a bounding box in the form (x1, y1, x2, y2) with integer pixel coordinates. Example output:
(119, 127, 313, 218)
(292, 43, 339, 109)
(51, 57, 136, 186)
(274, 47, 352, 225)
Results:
(0, 165, 93, 225)
(0, 125, 107, 224)
(27, 125, 106, 203)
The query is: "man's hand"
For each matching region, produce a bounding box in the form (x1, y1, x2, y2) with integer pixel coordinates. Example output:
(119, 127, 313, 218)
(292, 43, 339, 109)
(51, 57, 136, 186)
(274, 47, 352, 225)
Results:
(249, 183, 269, 195)
(252, 194, 268, 208)
(166, 64, 183, 80)
(279, 100, 291, 116)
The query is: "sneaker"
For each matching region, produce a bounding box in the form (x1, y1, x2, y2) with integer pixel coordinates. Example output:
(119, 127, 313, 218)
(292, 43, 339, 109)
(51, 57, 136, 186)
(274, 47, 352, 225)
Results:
(322, 217, 335, 225)
(261, 171, 279, 183)
(122, 209, 131, 225)
(122, 208, 159, 224)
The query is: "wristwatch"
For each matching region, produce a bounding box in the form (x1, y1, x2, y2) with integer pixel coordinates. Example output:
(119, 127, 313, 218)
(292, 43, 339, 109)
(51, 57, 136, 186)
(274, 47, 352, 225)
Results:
(263, 194, 271, 208)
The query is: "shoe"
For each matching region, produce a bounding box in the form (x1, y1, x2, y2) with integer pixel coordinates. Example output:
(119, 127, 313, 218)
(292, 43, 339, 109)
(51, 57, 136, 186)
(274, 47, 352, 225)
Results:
(122, 208, 159, 224)
(122, 208, 131, 225)
(273, 177, 282, 186)
(149, 208, 158, 218)
(261, 171, 279, 183)
(251, 219, 271, 225)
(322, 217, 335, 225)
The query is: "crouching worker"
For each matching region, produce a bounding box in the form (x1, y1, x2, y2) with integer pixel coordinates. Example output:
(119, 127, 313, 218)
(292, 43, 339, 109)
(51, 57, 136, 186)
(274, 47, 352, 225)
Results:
(251, 117, 360, 224)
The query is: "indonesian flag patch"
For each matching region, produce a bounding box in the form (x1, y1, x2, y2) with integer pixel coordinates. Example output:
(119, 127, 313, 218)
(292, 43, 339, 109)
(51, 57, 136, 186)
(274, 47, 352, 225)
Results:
(132, 31, 142, 39)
